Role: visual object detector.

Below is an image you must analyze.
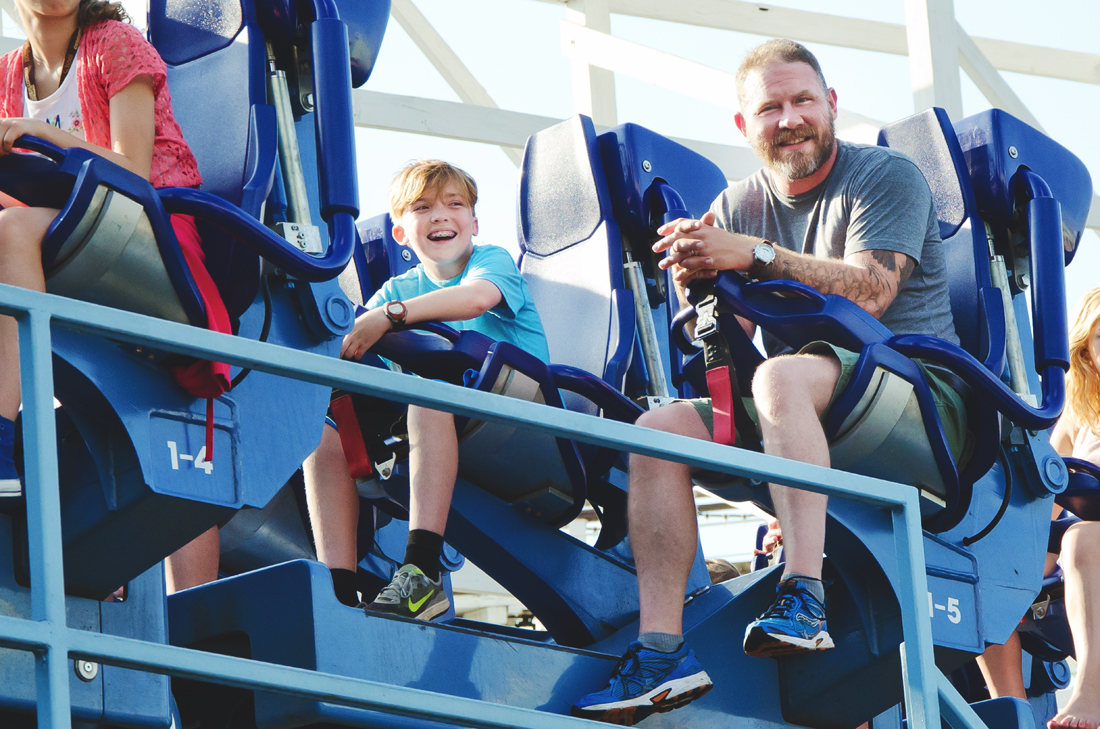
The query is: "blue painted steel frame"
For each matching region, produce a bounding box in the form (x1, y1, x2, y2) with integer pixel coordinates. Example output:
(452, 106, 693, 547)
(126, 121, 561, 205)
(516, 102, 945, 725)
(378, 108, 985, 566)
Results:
(0, 282, 986, 729)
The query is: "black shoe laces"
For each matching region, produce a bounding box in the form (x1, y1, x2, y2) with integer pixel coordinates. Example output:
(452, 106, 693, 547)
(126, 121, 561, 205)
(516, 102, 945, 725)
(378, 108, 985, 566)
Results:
(762, 593, 799, 620)
(613, 645, 642, 678)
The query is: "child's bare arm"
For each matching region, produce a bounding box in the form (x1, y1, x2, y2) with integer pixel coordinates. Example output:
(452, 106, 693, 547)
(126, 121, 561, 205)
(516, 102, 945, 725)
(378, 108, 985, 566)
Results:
(0, 76, 155, 180)
(341, 279, 503, 360)
(1049, 413, 1078, 457)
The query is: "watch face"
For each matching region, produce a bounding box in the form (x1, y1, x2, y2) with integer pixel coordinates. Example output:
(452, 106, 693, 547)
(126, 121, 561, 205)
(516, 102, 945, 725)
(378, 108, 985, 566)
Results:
(385, 301, 406, 320)
(756, 244, 775, 264)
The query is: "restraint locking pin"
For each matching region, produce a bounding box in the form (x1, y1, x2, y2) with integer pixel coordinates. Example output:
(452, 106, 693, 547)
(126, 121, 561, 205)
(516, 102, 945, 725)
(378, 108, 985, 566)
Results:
(75, 659, 98, 681)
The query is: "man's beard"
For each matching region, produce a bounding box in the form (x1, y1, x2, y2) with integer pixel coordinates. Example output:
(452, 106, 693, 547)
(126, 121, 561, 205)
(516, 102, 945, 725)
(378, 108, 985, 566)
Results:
(753, 118, 836, 181)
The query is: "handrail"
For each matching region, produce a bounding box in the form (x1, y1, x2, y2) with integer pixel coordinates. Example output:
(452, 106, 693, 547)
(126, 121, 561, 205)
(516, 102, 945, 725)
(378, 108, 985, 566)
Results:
(0, 281, 972, 729)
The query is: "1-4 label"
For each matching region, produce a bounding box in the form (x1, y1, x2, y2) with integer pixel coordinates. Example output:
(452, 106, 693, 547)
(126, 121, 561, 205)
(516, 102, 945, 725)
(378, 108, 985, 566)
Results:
(167, 441, 213, 475)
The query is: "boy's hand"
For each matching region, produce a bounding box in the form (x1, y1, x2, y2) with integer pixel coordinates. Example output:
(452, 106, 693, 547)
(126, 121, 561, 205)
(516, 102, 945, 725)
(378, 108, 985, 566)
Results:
(340, 309, 391, 361)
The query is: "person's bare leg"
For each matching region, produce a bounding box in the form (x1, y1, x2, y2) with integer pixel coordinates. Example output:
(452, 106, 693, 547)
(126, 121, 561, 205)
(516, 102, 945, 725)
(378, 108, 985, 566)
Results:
(303, 424, 359, 570)
(406, 405, 458, 535)
(164, 527, 220, 593)
(1050, 521, 1100, 729)
(751, 354, 840, 579)
(631, 402, 713, 636)
(974, 631, 1027, 699)
(0, 208, 57, 421)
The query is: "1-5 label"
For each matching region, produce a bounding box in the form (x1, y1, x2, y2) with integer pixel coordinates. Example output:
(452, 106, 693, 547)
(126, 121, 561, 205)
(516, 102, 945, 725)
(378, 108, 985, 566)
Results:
(928, 592, 961, 624)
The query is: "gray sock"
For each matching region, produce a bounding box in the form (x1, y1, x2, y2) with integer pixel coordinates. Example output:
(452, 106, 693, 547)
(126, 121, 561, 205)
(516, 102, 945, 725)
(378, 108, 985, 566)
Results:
(784, 573, 825, 603)
(638, 632, 684, 654)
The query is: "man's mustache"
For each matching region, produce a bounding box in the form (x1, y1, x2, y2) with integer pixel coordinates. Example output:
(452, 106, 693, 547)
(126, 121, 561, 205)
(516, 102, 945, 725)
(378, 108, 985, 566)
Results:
(770, 128, 817, 150)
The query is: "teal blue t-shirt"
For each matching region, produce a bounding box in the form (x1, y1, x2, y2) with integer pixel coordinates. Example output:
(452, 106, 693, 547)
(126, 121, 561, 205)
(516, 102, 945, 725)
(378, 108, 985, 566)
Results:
(365, 244, 550, 362)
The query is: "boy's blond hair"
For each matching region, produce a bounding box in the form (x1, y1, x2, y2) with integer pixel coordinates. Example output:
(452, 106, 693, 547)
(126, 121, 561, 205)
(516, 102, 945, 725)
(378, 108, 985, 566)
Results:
(389, 160, 478, 219)
(1067, 286, 1100, 434)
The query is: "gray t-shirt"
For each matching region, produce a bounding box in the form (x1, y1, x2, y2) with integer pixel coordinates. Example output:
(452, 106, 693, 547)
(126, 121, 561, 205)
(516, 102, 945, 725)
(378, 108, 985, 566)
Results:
(711, 141, 959, 356)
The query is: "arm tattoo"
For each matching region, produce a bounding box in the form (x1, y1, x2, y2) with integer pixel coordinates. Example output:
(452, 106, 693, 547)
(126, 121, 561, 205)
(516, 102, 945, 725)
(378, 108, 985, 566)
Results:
(767, 248, 915, 319)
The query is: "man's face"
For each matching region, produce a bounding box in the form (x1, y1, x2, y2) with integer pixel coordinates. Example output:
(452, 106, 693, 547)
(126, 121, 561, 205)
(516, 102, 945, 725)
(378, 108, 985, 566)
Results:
(736, 61, 838, 182)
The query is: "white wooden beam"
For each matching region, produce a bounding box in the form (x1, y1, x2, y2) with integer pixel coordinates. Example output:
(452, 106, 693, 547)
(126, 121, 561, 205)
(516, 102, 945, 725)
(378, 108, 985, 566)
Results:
(351, 89, 764, 182)
(351, 89, 1100, 233)
(955, 24, 1044, 133)
(904, 0, 963, 120)
(560, 20, 884, 139)
(389, 0, 523, 166)
(564, 0, 617, 127)
(530, 0, 1100, 86)
(561, 19, 733, 108)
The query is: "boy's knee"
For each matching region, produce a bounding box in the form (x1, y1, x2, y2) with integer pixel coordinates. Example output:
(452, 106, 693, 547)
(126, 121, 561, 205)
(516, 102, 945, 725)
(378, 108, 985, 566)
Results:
(1063, 522, 1100, 569)
(635, 401, 708, 439)
(409, 405, 454, 423)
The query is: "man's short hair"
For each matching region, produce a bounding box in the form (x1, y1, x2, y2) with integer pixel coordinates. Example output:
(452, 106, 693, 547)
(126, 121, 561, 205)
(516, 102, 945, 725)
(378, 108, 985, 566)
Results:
(389, 159, 478, 219)
(735, 39, 829, 109)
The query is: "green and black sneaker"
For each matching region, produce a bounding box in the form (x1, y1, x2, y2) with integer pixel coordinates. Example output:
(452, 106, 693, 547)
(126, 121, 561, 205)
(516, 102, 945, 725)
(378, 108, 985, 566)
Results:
(364, 564, 450, 621)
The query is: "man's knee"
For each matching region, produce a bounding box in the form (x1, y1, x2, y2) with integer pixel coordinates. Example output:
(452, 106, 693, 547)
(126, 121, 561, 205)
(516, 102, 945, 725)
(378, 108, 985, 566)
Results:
(752, 354, 840, 418)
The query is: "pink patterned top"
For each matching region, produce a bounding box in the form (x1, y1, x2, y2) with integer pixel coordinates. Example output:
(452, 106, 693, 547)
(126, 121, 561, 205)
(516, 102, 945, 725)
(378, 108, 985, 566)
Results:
(0, 19, 201, 189)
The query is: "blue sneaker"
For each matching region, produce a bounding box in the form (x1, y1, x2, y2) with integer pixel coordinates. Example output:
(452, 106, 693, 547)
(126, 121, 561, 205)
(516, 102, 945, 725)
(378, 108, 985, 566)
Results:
(743, 578, 834, 657)
(572, 641, 713, 726)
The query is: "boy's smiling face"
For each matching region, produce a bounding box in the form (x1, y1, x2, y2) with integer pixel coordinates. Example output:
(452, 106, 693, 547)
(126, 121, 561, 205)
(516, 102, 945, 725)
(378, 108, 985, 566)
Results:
(393, 181, 479, 280)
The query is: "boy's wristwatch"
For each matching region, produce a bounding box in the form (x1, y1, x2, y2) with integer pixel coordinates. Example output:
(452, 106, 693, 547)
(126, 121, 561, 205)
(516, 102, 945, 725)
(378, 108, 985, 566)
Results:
(747, 241, 776, 280)
(383, 300, 407, 328)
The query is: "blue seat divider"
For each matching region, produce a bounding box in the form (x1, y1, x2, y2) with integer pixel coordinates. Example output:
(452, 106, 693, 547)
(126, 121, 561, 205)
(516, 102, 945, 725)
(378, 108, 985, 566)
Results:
(596, 123, 731, 398)
(518, 115, 635, 402)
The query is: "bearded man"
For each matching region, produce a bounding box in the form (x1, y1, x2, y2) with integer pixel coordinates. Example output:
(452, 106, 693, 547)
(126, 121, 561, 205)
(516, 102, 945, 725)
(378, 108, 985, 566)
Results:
(572, 38, 965, 725)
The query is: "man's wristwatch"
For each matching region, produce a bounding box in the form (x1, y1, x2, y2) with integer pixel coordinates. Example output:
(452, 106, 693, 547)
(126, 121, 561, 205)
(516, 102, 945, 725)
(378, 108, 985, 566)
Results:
(747, 241, 776, 280)
(382, 300, 408, 329)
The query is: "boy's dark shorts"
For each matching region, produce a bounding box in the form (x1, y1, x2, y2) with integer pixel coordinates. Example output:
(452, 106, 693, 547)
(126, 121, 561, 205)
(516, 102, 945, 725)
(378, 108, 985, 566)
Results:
(325, 390, 408, 441)
(682, 341, 973, 467)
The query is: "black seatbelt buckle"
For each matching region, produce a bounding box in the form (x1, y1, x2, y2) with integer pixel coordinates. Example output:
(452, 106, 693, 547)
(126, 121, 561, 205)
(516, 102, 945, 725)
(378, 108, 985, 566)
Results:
(694, 295, 720, 340)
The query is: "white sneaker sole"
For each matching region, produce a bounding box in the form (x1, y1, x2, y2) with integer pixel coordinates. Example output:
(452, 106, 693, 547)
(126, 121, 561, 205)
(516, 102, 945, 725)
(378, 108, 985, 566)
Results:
(577, 671, 714, 712)
(0, 477, 20, 496)
(414, 598, 450, 621)
(744, 624, 834, 657)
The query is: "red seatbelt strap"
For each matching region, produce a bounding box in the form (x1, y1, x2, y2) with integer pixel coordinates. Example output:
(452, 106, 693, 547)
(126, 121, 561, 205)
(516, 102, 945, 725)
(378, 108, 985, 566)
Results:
(168, 214, 232, 461)
(706, 366, 736, 446)
(330, 394, 373, 480)
(205, 397, 214, 456)
(694, 292, 762, 452)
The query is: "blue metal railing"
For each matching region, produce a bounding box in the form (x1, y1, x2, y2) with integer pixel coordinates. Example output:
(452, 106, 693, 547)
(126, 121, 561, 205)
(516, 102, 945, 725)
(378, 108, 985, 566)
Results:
(0, 282, 988, 729)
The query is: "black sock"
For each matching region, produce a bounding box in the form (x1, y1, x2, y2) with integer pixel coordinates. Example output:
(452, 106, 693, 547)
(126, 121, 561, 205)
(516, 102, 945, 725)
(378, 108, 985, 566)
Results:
(403, 529, 443, 582)
(330, 568, 359, 607)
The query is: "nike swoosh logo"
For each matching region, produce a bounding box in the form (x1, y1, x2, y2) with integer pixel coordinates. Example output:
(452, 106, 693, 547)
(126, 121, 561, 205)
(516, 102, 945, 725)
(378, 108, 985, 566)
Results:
(408, 590, 434, 612)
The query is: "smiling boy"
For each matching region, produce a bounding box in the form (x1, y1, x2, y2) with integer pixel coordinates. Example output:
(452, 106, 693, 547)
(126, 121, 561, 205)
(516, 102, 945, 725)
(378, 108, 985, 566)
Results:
(304, 159, 548, 620)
